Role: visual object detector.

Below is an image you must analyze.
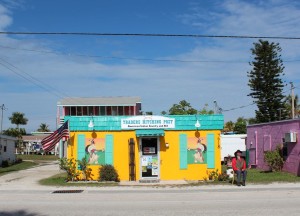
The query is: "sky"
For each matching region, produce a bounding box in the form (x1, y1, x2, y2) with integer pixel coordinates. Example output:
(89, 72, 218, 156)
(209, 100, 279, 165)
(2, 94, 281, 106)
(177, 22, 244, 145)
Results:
(0, 0, 300, 132)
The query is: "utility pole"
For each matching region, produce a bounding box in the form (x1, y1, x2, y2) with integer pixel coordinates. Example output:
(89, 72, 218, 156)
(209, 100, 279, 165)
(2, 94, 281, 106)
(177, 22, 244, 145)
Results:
(278, 108, 283, 120)
(0, 104, 6, 155)
(0, 104, 6, 134)
(213, 100, 222, 114)
(290, 82, 295, 119)
(213, 101, 217, 114)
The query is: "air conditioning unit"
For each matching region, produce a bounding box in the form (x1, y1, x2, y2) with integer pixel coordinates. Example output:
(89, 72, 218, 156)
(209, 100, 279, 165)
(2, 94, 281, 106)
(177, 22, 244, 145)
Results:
(285, 132, 297, 143)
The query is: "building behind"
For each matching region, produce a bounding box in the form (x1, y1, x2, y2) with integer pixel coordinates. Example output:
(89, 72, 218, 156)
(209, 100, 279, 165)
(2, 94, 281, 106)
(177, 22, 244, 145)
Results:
(220, 134, 246, 162)
(0, 135, 17, 165)
(247, 119, 300, 176)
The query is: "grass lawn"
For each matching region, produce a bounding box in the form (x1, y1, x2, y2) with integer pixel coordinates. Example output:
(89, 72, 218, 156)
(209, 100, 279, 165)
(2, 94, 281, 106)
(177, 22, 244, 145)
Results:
(40, 168, 300, 187)
(220, 165, 300, 184)
(38, 164, 300, 187)
(39, 172, 119, 187)
(0, 161, 37, 176)
(247, 168, 300, 183)
(17, 154, 59, 161)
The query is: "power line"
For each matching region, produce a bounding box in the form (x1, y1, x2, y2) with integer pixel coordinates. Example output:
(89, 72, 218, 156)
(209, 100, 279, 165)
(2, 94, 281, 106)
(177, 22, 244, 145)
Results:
(1, 31, 300, 40)
(0, 57, 103, 107)
(222, 102, 256, 112)
(221, 84, 298, 113)
(0, 45, 246, 63)
(1, 44, 300, 64)
(0, 57, 72, 100)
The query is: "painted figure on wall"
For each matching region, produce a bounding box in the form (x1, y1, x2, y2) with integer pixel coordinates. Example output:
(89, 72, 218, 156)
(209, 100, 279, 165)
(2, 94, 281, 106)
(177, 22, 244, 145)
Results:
(85, 138, 105, 165)
(187, 137, 207, 164)
(194, 139, 206, 163)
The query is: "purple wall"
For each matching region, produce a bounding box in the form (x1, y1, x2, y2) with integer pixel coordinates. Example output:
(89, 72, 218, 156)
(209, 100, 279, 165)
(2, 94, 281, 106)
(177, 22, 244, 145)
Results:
(247, 119, 300, 176)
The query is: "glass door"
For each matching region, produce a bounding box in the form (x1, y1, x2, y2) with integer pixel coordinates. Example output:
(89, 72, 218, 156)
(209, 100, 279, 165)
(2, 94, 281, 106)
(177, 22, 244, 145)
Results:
(140, 137, 159, 179)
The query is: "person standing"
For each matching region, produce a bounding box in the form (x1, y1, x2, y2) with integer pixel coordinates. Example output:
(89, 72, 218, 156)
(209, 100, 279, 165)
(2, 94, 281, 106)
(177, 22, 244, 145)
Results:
(232, 150, 247, 186)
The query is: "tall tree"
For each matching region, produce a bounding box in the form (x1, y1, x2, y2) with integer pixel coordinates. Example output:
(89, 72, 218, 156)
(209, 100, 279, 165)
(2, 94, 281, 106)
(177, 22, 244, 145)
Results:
(248, 117, 257, 125)
(3, 128, 26, 137)
(37, 123, 50, 132)
(8, 112, 28, 153)
(168, 100, 197, 115)
(199, 104, 214, 114)
(233, 117, 247, 134)
(161, 111, 167, 115)
(248, 40, 288, 123)
(223, 121, 234, 133)
(9, 112, 28, 129)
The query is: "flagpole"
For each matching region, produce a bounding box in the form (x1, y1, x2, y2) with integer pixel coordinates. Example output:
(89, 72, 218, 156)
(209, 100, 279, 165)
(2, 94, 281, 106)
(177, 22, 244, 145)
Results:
(65, 119, 70, 158)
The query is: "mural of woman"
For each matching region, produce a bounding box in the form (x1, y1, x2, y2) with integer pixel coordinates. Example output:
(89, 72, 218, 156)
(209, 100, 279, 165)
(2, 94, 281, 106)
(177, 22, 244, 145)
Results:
(194, 138, 206, 163)
(85, 139, 99, 164)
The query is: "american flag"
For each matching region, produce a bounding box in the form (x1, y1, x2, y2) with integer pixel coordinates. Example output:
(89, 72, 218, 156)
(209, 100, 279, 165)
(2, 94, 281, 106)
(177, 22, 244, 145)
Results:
(41, 121, 69, 153)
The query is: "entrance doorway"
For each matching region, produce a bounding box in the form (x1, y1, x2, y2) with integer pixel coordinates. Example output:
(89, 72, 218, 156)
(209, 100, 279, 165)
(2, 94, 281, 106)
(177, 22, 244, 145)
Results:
(140, 137, 159, 179)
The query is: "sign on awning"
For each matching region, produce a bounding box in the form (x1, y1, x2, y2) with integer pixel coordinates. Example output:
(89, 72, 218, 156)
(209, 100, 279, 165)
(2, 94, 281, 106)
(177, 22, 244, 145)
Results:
(135, 129, 165, 137)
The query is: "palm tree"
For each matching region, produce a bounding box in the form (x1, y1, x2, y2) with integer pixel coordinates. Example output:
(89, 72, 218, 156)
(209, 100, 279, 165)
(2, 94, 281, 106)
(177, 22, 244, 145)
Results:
(169, 100, 197, 115)
(37, 123, 50, 132)
(223, 121, 234, 133)
(8, 112, 28, 153)
(9, 112, 28, 129)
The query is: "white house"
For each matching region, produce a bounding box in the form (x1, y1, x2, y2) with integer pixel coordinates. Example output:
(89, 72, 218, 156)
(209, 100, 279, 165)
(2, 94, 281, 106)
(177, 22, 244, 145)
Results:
(0, 135, 17, 165)
(220, 134, 246, 162)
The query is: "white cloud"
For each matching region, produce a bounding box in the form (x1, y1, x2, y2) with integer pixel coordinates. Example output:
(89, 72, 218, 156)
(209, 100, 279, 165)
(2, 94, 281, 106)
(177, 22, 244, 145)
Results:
(0, 4, 12, 30)
(1, 0, 300, 131)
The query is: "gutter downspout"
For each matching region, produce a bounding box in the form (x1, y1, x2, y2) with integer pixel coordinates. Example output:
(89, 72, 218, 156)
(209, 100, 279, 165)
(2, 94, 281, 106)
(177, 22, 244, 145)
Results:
(255, 131, 258, 165)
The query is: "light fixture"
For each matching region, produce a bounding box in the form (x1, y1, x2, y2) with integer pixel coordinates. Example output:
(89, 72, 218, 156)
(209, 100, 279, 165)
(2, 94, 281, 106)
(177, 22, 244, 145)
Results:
(88, 119, 94, 129)
(165, 143, 170, 148)
(195, 120, 201, 128)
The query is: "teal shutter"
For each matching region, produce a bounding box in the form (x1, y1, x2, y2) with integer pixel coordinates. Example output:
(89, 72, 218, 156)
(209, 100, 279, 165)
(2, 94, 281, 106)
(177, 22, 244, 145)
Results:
(207, 134, 215, 168)
(179, 134, 187, 169)
(77, 134, 86, 169)
(105, 134, 114, 165)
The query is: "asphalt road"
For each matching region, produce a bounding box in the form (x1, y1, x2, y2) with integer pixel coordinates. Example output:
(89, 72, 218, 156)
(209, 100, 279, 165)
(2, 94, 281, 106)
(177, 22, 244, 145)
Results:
(1, 162, 300, 216)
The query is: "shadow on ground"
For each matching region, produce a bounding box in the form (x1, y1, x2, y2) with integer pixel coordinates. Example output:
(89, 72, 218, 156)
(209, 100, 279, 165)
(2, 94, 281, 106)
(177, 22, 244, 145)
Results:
(0, 210, 42, 216)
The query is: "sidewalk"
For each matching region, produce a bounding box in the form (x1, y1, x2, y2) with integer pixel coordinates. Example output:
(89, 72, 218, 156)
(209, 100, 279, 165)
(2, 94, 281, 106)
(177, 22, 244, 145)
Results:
(0, 160, 62, 190)
(1, 161, 300, 191)
(119, 180, 300, 190)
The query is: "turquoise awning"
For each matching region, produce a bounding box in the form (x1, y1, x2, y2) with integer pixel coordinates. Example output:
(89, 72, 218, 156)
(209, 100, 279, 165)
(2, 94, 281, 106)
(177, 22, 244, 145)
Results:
(135, 129, 165, 137)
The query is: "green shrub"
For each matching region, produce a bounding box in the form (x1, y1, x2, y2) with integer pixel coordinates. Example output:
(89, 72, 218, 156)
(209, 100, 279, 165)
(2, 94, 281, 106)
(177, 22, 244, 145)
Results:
(77, 157, 94, 181)
(1, 160, 9, 168)
(15, 158, 23, 164)
(264, 145, 284, 172)
(99, 164, 120, 182)
(207, 169, 219, 181)
(59, 158, 80, 181)
(218, 172, 229, 181)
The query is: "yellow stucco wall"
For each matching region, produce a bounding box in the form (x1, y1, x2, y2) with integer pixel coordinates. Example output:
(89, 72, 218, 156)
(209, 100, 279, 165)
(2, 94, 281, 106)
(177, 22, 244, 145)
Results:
(161, 130, 221, 180)
(67, 130, 221, 181)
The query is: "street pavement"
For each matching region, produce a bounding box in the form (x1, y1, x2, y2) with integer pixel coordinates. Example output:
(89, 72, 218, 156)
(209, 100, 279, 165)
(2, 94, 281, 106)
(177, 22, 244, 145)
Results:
(1, 161, 300, 216)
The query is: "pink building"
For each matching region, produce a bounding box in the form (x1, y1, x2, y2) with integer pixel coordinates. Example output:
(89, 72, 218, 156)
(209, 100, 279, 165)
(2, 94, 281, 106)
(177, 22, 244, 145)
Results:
(247, 119, 300, 176)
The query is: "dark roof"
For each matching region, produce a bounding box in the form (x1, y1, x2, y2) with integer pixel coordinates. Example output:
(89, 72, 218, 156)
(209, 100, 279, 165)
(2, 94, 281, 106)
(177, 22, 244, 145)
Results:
(57, 96, 141, 106)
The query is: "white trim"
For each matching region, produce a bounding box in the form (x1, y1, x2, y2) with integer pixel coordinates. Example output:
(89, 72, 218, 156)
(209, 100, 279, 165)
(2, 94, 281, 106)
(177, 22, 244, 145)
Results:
(139, 137, 160, 180)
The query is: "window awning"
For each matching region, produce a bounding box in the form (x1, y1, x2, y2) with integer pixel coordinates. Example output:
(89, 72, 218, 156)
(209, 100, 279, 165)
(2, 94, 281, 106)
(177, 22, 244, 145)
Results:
(135, 129, 165, 137)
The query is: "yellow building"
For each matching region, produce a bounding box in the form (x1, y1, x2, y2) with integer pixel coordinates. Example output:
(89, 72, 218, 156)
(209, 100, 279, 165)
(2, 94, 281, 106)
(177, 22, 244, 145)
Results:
(65, 114, 224, 182)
